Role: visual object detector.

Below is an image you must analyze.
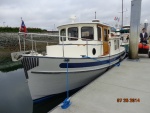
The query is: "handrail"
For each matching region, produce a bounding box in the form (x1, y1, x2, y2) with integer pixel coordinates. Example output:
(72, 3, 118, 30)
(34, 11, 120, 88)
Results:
(18, 32, 59, 37)
(18, 32, 120, 57)
(24, 38, 54, 44)
(18, 32, 120, 42)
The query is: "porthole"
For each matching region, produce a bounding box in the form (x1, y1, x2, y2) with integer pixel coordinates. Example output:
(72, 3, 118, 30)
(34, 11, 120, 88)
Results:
(92, 48, 96, 55)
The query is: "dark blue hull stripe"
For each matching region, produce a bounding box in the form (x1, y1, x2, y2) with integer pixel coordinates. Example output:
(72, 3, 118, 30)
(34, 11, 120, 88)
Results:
(59, 53, 124, 68)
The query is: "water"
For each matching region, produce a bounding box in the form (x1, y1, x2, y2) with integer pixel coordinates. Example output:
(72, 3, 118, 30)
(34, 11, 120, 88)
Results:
(0, 41, 81, 113)
(0, 60, 80, 113)
(33, 84, 81, 113)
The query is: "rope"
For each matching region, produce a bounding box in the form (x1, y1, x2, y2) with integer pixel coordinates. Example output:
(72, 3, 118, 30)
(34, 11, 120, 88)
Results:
(61, 58, 71, 109)
(66, 59, 69, 99)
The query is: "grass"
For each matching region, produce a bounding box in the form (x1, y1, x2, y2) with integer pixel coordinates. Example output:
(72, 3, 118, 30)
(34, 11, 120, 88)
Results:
(0, 41, 58, 72)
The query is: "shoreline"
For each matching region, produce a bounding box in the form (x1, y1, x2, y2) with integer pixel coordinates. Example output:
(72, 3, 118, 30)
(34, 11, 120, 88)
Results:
(0, 32, 59, 72)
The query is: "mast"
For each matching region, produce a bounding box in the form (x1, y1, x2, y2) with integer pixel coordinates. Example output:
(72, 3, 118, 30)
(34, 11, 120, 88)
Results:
(122, 0, 123, 27)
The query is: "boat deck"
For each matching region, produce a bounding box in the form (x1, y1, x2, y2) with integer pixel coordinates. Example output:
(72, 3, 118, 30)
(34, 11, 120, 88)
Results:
(49, 54, 150, 113)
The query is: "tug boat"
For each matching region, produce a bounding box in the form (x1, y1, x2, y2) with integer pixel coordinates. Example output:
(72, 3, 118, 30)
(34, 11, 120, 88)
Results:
(15, 20, 126, 100)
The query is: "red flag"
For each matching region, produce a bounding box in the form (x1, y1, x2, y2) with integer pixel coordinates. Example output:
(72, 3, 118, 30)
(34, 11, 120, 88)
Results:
(20, 20, 27, 33)
(114, 17, 120, 22)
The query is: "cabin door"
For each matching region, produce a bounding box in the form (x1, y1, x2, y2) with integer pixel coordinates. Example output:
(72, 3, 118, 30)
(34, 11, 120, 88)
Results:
(102, 28, 109, 55)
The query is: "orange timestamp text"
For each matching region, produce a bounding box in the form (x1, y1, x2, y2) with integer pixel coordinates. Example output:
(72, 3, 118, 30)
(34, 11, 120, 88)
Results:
(117, 98, 140, 103)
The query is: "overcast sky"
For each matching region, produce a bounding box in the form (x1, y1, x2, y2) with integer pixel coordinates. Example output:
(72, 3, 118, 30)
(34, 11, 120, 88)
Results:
(0, 0, 149, 30)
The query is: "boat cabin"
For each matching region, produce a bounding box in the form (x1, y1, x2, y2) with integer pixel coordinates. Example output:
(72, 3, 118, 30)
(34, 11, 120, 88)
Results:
(58, 22, 110, 43)
(120, 25, 130, 33)
(46, 21, 121, 58)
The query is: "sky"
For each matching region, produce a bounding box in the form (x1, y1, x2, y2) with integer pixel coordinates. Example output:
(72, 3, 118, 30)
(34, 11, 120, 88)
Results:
(0, 0, 149, 30)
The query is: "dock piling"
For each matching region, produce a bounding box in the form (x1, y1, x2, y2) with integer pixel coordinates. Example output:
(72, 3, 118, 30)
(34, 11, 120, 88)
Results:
(129, 0, 142, 59)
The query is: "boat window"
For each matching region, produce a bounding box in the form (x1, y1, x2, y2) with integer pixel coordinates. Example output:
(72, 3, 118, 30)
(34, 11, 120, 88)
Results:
(114, 39, 119, 50)
(60, 29, 66, 41)
(68, 27, 78, 41)
(81, 27, 94, 40)
(120, 29, 130, 33)
(97, 27, 101, 41)
(117, 40, 119, 48)
(114, 40, 117, 50)
(104, 29, 108, 41)
(108, 30, 110, 34)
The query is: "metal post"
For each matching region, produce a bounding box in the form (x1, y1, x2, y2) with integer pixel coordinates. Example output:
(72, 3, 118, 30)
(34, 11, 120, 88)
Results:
(62, 37, 65, 57)
(86, 40, 88, 56)
(18, 35, 22, 52)
(31, 34, 33, 52)
(24, 37, 25, 52)
(129, 0, 142, 59)
(34, 41, 37, 52)
(108, 41, 111, 67)
(122, 0, 123, 27)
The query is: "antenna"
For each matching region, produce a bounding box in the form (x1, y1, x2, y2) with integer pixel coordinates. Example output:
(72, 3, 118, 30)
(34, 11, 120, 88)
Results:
(95, 11, 96, 19)
(70, 15, 76, 23)
(118, 0, 128, 27)
(92, 11, 100, 22)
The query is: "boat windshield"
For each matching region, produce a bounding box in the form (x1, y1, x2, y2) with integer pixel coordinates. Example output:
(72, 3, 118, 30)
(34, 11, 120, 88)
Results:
(81, 27, 94, 40)
(120, 29, 130, 33)
(68, 27, 78, 41)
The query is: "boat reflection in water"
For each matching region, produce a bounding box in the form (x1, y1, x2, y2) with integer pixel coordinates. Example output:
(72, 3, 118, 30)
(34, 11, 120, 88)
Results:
(0, 65, 82, 113)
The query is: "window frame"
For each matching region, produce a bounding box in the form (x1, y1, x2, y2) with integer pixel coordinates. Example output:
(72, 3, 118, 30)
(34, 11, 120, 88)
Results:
(114, 39, 119, 50)
(68, 27, 78, 41)
(97, 26, 102, 41)
(104, 29, 108, 41)
(81, 26, 94, 41)
(60, 29, 66, 41)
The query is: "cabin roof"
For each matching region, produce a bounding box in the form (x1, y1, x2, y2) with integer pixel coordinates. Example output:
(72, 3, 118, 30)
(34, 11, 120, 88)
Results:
(57, 22, 110, 29)
(122, 25, 130, 29)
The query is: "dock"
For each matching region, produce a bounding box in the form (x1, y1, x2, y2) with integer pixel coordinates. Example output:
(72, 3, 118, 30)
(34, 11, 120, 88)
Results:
(49, 55, 150, 113)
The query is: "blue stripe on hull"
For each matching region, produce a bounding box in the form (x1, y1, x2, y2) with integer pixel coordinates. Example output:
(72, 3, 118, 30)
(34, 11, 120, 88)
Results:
(59, 53, 123, 68)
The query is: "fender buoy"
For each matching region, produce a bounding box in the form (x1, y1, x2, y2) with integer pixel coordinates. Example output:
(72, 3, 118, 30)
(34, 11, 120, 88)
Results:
(138, 43, 149, 49)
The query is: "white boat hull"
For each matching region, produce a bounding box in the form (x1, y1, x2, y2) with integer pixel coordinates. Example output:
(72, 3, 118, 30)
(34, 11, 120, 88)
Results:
(21, 51, 126, 100)
(28, 67, 107, 100)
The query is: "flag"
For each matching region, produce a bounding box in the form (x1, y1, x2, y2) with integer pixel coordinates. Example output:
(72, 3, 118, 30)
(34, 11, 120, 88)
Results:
(20, 20, 27, 33)
(114, 17, 120, 22)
